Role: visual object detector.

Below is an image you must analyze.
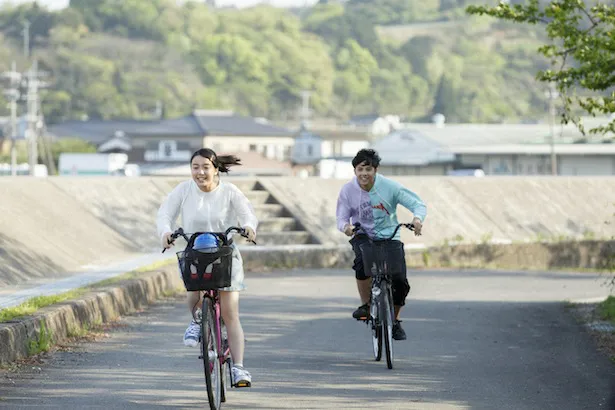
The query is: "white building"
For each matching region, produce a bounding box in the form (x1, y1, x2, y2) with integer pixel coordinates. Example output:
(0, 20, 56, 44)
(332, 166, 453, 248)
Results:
(403, 118, 615, 176)
(370, 129, 456, 175)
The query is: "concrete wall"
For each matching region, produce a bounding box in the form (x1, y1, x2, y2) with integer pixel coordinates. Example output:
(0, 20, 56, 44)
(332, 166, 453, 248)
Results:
(0, 177, 187, 287)
(1, 176, 614, 288)
(261, 176, 615, 246)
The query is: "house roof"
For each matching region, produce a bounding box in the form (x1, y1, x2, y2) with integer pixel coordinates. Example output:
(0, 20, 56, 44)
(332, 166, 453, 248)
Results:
(46, 110, 293, 144)
(193, 110, 292, 137)
(370, 129, 456, 166)
(402, 116, 614, 148)
(47, 117, 202, 144)
(452, 143, 615, 155)
(348, 114, 381, 125)
(294, 126, 323, 140)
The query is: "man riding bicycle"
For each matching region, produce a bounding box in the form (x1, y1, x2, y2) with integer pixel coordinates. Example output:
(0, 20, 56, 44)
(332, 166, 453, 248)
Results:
(336, 149, 426, 341)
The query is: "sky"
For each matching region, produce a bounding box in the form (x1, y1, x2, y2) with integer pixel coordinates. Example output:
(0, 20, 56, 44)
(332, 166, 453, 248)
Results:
(0, 0, 319, 10)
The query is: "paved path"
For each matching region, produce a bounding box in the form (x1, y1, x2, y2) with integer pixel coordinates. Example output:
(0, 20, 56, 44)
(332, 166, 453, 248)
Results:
(1, 268, 614, 409)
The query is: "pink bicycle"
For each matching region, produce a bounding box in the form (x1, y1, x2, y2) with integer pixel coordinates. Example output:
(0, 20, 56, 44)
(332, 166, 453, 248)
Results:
(163, 226, 255, 409)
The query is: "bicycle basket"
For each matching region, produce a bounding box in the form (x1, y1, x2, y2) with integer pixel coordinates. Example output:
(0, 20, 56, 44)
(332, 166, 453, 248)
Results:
(176, 245, 234, 291)
(359, 240, 405, 277)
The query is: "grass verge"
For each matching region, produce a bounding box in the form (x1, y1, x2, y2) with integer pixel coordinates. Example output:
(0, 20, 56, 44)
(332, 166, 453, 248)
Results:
(0, 259, 175, 323)
(597, 296, 615, 324)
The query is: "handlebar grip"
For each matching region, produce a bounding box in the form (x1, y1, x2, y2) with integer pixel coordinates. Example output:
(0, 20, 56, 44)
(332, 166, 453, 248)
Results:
(161, 232, 178, 253)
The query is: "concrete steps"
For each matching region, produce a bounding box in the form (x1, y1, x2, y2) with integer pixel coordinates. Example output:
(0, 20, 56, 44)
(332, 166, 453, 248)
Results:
(235, 231, 312, 246)
(233, 180, 316, 245)
(258, 217, 297, 231)
(252, 204, 286, 218)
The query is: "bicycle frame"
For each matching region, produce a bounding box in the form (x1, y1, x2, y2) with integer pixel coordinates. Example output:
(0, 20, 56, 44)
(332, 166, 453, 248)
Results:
(199, 289, 231, 368)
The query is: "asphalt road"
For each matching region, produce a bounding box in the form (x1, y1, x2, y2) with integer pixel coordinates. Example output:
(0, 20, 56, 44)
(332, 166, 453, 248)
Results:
(1, 268, 614, 409)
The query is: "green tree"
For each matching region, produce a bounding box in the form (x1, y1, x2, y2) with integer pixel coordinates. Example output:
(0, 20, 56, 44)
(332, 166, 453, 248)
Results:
(69, 0, 180, 42)
(0, 3, 56, 52)
(467, 0, 615, 135)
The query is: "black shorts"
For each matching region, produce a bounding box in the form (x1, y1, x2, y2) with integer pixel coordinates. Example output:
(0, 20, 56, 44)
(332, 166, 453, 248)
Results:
(349, 235, 411, 306)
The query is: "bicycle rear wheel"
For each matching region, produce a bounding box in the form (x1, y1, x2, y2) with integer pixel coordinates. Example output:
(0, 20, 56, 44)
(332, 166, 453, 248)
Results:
(201, 298, 222, 410)
(382, 285, 394, 369)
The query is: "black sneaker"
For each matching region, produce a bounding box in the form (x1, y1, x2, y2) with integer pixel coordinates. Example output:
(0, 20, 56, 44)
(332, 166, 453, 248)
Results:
(392, 320, 406, 340)
(352, 303, 369, 320)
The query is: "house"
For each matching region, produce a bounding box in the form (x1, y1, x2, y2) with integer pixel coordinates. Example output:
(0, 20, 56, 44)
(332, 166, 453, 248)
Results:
(347, 114, 402, 137)
(404, 118, 615, 176)
(290, 115, 615, 177)
(146, 150, 293, 177)
(317, 129, 456, 178)
(290, 125, 322, 166)
(288, 123, 370, 178)
(369, 129, 456, 175)
(46, 110, 294, 175)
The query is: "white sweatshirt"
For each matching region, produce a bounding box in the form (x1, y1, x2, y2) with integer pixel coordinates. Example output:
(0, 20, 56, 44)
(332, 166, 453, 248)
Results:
(156, 180, 258, 241)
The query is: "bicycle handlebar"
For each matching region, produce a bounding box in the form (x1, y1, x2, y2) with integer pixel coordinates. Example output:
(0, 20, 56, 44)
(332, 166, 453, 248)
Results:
(162, 226, 256, 253)
(352, 222, 416, 240)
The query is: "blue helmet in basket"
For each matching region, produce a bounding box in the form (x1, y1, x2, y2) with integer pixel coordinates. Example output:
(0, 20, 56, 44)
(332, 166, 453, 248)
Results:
(193, 233, 220, 253)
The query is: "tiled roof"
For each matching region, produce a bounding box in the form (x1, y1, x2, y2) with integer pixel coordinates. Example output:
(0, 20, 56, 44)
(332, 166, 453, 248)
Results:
(46, 110, 293, 143)
(193, 110, 292, 137)
(47, 117, 202, 144)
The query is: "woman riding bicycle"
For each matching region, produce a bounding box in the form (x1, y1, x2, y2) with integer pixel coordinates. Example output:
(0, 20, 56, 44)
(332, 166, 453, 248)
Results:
(336, 149, 427, 341)
(157, 148, 258, 387)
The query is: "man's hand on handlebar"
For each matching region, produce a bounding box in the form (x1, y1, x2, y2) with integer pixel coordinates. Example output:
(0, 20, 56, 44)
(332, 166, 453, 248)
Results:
(412, 217, 423, 236)
(344, 224, 355, 237)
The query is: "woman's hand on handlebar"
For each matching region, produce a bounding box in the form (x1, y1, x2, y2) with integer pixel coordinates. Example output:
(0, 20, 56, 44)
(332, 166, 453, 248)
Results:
(162, 232, 175, 250)
(243, 226, 256, 243)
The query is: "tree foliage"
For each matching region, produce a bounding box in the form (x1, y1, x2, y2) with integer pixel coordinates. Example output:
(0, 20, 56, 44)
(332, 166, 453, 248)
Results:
(467, 0, 615, 135)
(0, 1, 562, 124)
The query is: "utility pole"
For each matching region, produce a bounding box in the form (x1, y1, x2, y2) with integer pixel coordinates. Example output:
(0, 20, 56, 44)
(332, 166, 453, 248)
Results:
(25, 61, 40, 176)
(1, 62, 22, 176)
(300, 90, 312, 128)
(547, 82, 559, 176)
(22, 20, 30, 58)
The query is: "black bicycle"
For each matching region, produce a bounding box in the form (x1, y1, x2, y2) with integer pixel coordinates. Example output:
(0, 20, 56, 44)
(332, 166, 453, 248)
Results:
(352, 222, 415, 370)
(163, 226, 255, 410)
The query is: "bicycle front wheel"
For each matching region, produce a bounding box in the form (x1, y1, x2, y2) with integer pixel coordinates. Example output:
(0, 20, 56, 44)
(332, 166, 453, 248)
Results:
(372, 322, 383, 361)
(201, 298, 222, 409)
(371, 294, 382, 361)
(382, 285, 394, 369)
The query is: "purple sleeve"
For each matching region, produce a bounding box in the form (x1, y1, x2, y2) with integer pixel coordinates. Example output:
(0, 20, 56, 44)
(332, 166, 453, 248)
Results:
(336, 186, 351, 233)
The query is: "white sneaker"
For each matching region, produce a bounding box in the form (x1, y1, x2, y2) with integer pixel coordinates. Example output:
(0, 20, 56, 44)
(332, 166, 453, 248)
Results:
(183, 320, 200, 347)
(232, 366, 252, 387)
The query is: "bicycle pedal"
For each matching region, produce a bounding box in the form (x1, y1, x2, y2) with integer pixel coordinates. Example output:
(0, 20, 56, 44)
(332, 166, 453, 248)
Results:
(233, 381, 251, 388)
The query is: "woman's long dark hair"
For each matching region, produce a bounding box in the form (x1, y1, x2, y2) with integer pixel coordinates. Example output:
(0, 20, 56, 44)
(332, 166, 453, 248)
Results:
(190, 148, 241, 173)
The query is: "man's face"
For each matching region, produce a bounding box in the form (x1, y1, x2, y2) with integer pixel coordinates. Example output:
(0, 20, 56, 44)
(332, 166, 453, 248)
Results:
(354, 161, 376, 189)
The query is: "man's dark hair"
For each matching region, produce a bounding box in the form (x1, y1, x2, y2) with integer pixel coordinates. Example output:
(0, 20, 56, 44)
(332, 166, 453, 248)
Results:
(352, 149, 381, 169)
